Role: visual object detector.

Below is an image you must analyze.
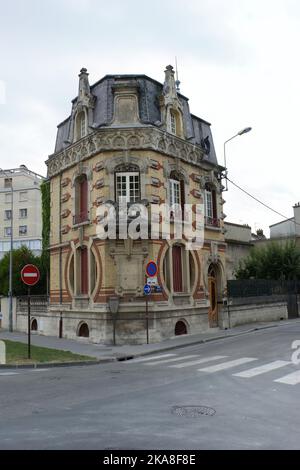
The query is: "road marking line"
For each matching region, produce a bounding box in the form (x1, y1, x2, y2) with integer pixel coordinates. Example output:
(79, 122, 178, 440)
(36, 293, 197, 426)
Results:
(233, 360, 291, 378)
(274, 370, 300, 385)
(170, 355, 228, 369)
(198, 358, 257, 373)
(31, 369, 50, 372)
(146, 355, 199, 365)
(0, 372, 19, 376)
(129, 354, 177, 363)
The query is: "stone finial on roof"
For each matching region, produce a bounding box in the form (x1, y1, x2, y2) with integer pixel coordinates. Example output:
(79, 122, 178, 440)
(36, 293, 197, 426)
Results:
(163, 65, 177, 99)
(78, 67, 91, 103)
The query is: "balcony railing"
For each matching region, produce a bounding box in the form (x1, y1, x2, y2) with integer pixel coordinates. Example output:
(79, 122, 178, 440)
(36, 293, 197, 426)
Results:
(205, 216, 220, 228)
(73, 212, 89, 225)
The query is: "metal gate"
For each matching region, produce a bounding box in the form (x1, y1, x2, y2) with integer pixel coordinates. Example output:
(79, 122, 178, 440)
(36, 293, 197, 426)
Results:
(287, 293, 299, 319)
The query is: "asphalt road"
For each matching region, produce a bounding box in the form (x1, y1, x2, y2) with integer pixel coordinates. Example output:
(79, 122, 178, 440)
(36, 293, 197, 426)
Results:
(1, 322, 300, 450)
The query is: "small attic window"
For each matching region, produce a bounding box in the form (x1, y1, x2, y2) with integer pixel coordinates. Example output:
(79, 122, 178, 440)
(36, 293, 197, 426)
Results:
(170, 111, 176, 135)
(168, 109, 183, 138)
(76, 111, 87, 140)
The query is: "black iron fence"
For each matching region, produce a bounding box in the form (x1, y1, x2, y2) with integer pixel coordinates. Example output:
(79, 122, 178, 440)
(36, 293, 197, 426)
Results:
(227, 279, 300, 299)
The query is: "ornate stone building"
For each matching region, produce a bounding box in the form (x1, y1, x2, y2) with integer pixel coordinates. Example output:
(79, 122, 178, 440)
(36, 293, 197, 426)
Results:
(45, 65, 227, 344)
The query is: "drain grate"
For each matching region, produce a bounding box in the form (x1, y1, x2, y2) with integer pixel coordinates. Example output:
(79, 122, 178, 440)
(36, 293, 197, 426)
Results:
(171, 406, 216, 417)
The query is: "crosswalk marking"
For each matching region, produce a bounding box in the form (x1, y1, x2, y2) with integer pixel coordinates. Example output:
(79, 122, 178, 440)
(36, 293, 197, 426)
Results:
(146, 355, 199, 366)
(198, 357, 257, 373)
(0, 372, 19, 376)
(130, 354, 177, 363)
(274, 370, 300, 385)
(170, 355, 228, 369)
(233, 360, 291, 378)
(232, 361, 291, 379)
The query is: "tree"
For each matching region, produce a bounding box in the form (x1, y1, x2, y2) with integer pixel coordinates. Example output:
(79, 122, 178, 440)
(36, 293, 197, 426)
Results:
(40, 179, 50, 269)
(0, 246, 47, 296)
(235, 241, 300, 280)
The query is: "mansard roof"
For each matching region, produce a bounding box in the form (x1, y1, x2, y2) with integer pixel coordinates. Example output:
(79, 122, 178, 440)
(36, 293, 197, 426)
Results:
(54, 71, 218, 166)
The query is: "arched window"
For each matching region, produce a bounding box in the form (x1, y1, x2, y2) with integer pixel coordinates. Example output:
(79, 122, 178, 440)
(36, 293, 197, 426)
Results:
(170, 111, 176, 134)
(76, 111, 86, 140)
(31, 318, 38, 331)
(163, 245, 196, 294)
(74, 174, 89, 225)
(79, 246, 88, 295)
(175, 320, 188, 336)
(168, 109, 183, 137)
(115, 164, 140, 204)
(77, 322, 89, 338)
(69, 245, 99, 298)
(204, 183, 219, 227)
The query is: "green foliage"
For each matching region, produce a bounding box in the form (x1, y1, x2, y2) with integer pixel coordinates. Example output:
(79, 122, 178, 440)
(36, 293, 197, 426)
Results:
(0, 246, 47, 296)
(235, 241, 300, 280)
(40, 179, 50, 271)
(4, 340, 94, 364)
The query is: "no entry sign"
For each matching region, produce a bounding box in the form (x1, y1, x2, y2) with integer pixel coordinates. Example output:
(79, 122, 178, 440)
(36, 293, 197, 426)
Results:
(21, 264, 40, 287)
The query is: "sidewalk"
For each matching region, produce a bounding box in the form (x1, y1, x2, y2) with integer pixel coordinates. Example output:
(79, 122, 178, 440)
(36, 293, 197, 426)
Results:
(1, 318, 299, 365)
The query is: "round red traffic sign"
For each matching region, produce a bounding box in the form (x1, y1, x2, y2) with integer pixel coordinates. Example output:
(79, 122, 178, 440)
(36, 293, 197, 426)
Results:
(21, 264, 40, 287)
(146, 261, 157, 277)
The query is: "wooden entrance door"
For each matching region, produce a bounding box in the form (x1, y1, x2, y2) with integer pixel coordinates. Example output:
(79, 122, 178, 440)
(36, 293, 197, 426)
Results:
(208, 266, 218, 327)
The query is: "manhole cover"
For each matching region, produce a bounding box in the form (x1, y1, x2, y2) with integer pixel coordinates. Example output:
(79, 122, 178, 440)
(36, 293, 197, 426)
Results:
(171, 406, 216, 417)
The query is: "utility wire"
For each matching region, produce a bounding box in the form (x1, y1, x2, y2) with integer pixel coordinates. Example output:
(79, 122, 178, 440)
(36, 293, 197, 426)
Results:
(226, 176, 300, 228)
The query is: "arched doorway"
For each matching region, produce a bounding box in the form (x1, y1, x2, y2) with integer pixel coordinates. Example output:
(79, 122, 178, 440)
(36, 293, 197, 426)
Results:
(175, 320, 188, 336)
(31, 319, 38, 331)
(208, 264, 219, 328)
(77, 322, 89, 338)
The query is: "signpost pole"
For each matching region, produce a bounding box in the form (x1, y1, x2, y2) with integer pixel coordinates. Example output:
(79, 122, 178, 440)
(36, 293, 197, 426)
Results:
(28, 287, 31, 359)
(146, 294, 149, 345)
(113, 315, 116, 346)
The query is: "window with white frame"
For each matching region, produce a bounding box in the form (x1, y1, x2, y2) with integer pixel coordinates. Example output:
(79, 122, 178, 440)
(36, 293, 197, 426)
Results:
(115, 172, 140, 203)
(4, 178, 12, 188)
(80, 112, 86, 138)
(4, 210, 12, 220)
(19, 225, 27, 236)
(205, 189, 213, 219)
(170, 111, 176, 135)
(19, 208, 27, 219)
(4, 227, 11, 237)
(169, 178, 180, 206)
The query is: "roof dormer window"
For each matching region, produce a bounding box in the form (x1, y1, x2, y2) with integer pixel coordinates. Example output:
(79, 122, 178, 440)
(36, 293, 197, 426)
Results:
(170, 111, 176, 135)
(80, 112, 86, 138)
(75, 110, 87, 141)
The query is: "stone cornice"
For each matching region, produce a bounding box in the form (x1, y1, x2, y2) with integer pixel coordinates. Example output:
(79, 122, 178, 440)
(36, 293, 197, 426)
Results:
(46, 126, 216, 178)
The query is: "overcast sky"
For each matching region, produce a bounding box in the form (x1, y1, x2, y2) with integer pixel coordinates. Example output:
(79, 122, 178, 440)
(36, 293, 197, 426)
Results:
(0, 0, 299, 235)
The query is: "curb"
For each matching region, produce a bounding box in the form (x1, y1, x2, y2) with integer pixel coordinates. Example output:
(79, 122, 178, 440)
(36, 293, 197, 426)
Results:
(114, 322, 284, 361)
(1, 319, 299, 368)
(0, 358, 116, 370)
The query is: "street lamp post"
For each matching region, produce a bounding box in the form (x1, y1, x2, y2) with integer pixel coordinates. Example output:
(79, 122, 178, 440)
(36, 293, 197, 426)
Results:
(0, 168, 13, 332)
(223, 127, 252, 191)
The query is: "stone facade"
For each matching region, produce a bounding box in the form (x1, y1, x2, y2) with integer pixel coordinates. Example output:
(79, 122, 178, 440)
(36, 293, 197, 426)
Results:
(44, 65, 227, 344)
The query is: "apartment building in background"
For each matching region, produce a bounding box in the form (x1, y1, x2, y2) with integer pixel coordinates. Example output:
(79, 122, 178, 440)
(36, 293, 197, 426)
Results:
(0, 165, 45, 260)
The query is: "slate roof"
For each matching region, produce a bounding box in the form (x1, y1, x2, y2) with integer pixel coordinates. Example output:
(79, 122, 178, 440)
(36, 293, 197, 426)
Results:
(55, 74, 218, 166)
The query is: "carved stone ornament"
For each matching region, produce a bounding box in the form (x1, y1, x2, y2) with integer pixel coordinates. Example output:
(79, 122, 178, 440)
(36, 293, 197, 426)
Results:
(46, 127, 205, 178)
